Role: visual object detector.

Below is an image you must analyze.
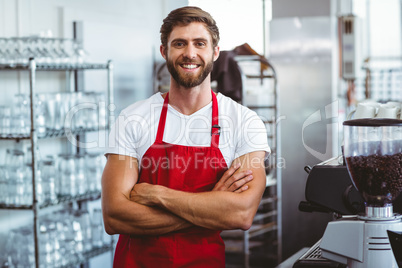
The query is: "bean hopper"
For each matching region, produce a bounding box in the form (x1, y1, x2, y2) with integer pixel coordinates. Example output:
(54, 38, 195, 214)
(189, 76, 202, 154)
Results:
(320, 119, 402, 267)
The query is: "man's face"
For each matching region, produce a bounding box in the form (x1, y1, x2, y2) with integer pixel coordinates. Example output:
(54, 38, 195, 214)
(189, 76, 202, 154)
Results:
(161, 22, 219, 88)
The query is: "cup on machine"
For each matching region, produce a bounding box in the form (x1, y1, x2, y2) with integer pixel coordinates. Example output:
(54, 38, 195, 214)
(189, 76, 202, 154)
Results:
(347, 102, 377, 119)
(375, 103, 400, 119)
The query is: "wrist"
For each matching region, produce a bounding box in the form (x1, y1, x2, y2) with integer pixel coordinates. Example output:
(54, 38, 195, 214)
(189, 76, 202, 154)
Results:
(151, 184, 167, 206)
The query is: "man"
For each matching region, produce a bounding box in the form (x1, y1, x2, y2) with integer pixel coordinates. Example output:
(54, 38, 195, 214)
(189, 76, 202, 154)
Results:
(102, 6, 270, 267)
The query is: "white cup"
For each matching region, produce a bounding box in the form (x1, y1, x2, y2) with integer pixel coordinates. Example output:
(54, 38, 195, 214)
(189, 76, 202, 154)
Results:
(375, 103, 400, 119)
(386, 102, 401, 117)
(347, 103, 377, 119)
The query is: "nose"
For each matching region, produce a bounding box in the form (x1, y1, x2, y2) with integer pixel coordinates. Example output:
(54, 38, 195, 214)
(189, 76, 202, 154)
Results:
(183, 44, 196, 60)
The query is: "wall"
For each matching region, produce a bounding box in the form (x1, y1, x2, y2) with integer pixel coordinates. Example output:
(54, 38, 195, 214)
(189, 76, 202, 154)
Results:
(272, 0, 331, 18)
(270, 0, 338, 261)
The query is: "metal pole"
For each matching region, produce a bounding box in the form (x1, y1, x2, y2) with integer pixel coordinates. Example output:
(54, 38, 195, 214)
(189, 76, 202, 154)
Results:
(262, 0, 266, 56)
(106, 58, 115, 268)
(107, 60, 115, 129)
(29, 57, 40, 268)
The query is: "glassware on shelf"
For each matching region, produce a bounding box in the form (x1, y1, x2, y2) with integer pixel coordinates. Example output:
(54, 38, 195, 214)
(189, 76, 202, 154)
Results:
(91, 208, 105, 248)
(75, 154, 87, 195)
(44, 92, 63, 132)
(1, 207, 109, 267)
(95, 92, 107, 128)
(78, 209, 94, 252)
(41, 158, 57, 204)
(0, 37, 95, 68)
(11, 93, 30, 136)
(83, 92, 99, 129)
(85, 153, 104, 192)
(0, 166, 8, 204)
(55, 210, 82, 265)
(58, 154, 77, 197)
(0, 91, 107, 138)
(39, 218, 56, 267)
(0, 105, 11, 137)
(35, 94, 47, 137)
(4, 227, 35, 267)
(6, 149, 32, 206)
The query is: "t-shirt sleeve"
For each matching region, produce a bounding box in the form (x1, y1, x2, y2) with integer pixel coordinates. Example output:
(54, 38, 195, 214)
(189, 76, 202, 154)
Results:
(104, 110, 144, 159)
(235, 108, 271, 158)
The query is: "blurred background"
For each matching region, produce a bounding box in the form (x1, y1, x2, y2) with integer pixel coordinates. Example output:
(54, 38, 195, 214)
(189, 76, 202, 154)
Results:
(0, 0, 401, 267)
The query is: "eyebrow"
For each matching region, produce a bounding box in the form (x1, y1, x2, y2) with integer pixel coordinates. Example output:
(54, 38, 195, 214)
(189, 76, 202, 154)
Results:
(171, 38, 209, 44)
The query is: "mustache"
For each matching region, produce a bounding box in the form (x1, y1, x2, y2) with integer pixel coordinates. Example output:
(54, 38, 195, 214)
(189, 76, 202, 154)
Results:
(179, 58, 202, 64)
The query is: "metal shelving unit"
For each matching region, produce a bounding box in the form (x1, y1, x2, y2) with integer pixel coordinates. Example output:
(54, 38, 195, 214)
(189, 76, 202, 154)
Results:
(0, 57, 114, 268)
(221, 55, 282, 268)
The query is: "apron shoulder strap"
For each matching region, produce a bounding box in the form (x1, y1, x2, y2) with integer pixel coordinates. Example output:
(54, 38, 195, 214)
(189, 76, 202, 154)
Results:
(211, 90, 220, 148)
(155, 91, 220, 148)
(155, 92, 169, 143)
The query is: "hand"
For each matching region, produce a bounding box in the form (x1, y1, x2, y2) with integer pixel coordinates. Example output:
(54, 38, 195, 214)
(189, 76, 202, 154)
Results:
(130, 182, 161, 206)
(212, 163, 253, 193)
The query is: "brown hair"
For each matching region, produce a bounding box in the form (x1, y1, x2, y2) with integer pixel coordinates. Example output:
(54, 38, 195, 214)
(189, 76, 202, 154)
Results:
(160, 6, 220, 48)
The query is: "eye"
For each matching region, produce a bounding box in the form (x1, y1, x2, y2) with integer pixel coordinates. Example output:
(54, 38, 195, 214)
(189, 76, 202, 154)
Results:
(173, 42, 185, 48)
(196, 42, 206, 47)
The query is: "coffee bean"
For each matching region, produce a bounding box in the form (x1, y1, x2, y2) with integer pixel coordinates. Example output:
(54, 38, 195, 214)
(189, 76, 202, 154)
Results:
(346, 152, 402, 206)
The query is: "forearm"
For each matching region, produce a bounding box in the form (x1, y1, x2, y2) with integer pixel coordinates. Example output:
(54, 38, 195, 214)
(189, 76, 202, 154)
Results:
(101, 154, 193, 236)
(153, 188, 258, 230)
(102, 197, 192, 236)
(129, 152, 267, 231)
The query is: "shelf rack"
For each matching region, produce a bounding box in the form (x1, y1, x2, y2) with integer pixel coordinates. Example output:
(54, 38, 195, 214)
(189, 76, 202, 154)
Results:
(221, 55, 282, 268)
(0, 57, 114, 268)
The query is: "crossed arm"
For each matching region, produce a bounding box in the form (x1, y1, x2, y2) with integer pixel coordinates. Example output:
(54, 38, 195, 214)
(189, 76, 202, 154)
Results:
(101, 151, 266, 236)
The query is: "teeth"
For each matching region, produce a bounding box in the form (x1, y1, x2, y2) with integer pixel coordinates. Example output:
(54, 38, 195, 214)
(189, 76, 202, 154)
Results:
(182, 64, 198, 69)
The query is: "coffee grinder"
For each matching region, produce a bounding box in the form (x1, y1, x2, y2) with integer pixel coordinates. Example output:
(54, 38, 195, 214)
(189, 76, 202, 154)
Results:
(320, 119, 402, 267)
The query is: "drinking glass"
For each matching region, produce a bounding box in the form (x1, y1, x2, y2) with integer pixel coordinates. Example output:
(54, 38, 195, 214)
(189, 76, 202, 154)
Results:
(81, 92, 98, 129)
(39, 218, 55, 267)
(95, 92, 107, 128)
(12, 94, 30, 136)
(72, 92, 85, 130)
(7, 149, 31, 206)
(41, 158, 57, 203)
(55, 210, 79, 265)
(0, 105, 11, 137)
(44, 93, 61, 132)
(35, 94, 47, 137)
(7, 227, 35, 267)
(58, 154, 76, 197)
(85, 153, 103, 192)
(75, 209, 93, 252)
(61, 93, 76, 131)
(0, 38, 8, 65)
(0, 166, 8, 204)
(3, 39, 16, 67)
(75, 154, 87, 195)
(91, 208, 105, 248)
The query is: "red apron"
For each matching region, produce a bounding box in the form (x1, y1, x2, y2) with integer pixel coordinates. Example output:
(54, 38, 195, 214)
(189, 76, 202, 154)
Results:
(113, 91, 228, 268)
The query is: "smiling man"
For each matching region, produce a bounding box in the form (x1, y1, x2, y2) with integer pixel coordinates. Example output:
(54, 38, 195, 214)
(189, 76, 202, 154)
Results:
(102, 6, 270, 267)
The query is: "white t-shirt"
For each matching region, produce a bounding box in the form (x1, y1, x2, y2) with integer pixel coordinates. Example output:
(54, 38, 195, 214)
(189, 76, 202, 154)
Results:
(105, 92, 270, 168)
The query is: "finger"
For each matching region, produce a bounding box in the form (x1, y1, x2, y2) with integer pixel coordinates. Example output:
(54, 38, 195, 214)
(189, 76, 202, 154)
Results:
(227, 169, 253, 186)
(219, 169, 251, 191)
(220, 163, 241, 185)
(234, 185, 249, 193)
(229, 175, 253, 191)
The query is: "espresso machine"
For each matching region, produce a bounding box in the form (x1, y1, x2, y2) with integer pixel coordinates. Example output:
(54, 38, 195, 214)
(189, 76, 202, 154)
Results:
(319, 119, 402, 267)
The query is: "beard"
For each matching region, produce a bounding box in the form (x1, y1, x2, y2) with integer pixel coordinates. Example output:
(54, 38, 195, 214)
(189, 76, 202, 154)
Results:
(166, 54, 214, 88)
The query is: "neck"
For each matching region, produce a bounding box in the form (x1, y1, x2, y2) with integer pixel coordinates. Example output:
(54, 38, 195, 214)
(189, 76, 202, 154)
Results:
(167, 77, 213, 115)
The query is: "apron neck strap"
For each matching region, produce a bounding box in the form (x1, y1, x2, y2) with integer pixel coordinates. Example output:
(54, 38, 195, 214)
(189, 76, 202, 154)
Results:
(155, 90, 220, 148)
(155, 92, 169, 143)
(210, 91, 220, 148)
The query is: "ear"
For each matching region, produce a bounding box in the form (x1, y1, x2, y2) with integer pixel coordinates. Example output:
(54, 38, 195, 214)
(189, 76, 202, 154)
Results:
(160, 45, 167, 60)
(213, 46, 220, 62)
